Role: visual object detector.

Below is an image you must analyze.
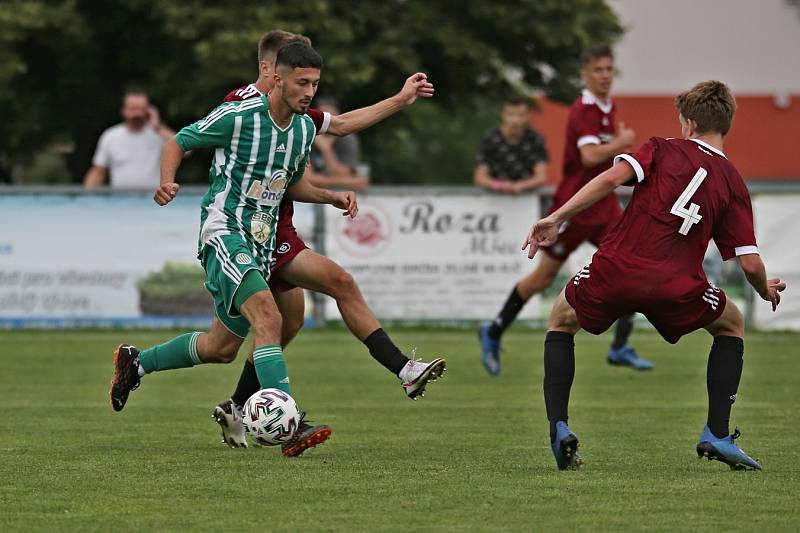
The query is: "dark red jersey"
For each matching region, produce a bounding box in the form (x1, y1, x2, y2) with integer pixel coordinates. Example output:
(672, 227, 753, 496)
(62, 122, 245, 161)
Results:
(223, 84, 330, 134)
(552, 89, 622, 226)
(598, 137, 757, 288)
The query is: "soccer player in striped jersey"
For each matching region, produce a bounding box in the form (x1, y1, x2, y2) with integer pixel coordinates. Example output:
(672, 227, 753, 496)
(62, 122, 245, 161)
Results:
(109, 43, 358, 457)
(211, 31, 445, 448)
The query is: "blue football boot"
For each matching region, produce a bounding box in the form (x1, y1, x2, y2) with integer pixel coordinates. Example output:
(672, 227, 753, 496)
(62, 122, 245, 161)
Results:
(478, 323, 501, 376)
(607, 344, 655, 370)
(551, 421, 583, 470)
(696, 426, 762, 470)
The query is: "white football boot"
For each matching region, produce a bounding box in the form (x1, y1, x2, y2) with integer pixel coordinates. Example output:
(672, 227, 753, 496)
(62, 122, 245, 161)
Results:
(212, 399, 248, 448)
(399, 349, 447, 400)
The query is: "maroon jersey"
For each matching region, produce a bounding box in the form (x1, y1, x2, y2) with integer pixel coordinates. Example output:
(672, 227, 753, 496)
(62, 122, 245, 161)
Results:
(223, 84, 331, 134)
(600, 137, 757, 286)
(552, 89, 622, 226)
(564, 137, 756, 343)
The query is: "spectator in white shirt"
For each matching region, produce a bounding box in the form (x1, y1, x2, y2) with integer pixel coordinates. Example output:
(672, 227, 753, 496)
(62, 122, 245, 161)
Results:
(83, 91, 176, 189)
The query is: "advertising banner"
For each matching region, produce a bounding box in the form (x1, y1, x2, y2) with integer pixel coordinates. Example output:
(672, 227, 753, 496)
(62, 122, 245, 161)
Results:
(0, 193, 316, 328)
(323, 192, 544, 320)
(752, 194, 800, 330)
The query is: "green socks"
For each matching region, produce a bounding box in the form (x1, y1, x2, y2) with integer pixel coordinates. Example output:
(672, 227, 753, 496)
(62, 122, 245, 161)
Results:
(139, 332, 202, 373)
(252, 344, 291, 395)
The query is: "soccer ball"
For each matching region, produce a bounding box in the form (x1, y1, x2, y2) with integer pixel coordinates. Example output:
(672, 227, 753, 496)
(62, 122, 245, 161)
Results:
(242, 388, 300, 446)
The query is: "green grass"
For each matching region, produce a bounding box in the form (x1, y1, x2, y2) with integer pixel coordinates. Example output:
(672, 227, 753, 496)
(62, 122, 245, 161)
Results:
(1, 327, 799, 532)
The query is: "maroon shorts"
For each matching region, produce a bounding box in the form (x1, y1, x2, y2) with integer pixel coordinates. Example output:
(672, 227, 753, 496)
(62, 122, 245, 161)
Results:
(270, 202, 309, 293)
(564, 258, 726, 344)
(541, 220, 613, 261)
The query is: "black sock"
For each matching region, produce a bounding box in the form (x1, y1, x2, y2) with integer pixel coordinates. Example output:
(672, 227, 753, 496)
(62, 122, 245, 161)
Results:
(543, 331, 575, 440)
(706, 336, 744, 439)
(364, 328, 410, 376)
(488, 285, 526, 339)
(231, 360, 261, 408)
(611, 313, 635, 350)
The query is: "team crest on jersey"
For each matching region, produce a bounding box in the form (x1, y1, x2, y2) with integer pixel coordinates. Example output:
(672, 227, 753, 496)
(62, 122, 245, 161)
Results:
(235, 253, 253, 265)
(246, 169, 289, 207)
(250, 212, 274, 244)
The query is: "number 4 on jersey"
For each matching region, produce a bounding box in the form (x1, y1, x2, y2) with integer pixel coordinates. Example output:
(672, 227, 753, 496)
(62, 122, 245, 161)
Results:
(671, 167, 708, 235)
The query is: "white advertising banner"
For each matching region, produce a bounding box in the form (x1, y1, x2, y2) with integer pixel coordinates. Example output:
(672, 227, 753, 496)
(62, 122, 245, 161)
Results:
(752, 194, 800, 330)
(323, 192, 542, 320)
(0, 193, 316, 328)
(0, 194, 204, 327)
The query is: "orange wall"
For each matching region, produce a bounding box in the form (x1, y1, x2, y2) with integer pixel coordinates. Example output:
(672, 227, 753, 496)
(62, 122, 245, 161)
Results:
(532, 95, 800, 183)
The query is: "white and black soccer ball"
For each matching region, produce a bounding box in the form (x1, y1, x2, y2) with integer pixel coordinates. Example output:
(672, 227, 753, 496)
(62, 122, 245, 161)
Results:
(242, 388, 300, 446)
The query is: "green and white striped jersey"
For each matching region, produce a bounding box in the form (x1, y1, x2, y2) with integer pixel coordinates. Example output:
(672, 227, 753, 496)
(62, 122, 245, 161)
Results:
(175, 94, 316, 268)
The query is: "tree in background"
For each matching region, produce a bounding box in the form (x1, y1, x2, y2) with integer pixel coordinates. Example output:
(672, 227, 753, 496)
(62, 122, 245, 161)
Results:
(0, 0, 621, 185)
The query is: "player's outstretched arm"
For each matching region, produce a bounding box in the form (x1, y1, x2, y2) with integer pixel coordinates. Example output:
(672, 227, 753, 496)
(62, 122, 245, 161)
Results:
(285, 178, 358, 218)
(738, 254, 786, 311)
(326, 73, 434, 137)
(154, 137, 185, 206)
(521, 161, 633, 258)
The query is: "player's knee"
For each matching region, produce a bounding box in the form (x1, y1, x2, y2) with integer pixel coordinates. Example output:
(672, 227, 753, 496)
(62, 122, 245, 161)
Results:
(548, 294, 580, 333)
(707, 301, 745, 338)
(216, 340, 240, 363)
(202, 334, 241, 364)
(330, 269, 357, 298)
(722, 304, 745, 337)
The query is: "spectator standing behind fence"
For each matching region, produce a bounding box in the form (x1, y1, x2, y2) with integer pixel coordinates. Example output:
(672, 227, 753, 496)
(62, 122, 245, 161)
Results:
(83, 91, 176, 190)
(474, 96, 549, 194)
(307, 97, 369, 190)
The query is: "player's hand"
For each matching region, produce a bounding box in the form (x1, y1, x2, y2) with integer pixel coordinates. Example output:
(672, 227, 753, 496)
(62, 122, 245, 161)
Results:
(147, 105, 162, 131)
(154, 182, 180, 206)
(331, 191, 358, 218)
(398, 73, 435, 106)
(617, 121, 636, 148)
(522, 216, 560, 259)
(760, 278, 787, 312)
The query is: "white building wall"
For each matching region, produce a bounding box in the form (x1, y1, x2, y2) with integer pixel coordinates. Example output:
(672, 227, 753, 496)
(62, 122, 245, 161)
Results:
(609, 0, 800, 94)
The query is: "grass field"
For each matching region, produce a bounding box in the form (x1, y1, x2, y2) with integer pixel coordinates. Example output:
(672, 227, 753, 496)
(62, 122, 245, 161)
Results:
(2, 326, 799, 531)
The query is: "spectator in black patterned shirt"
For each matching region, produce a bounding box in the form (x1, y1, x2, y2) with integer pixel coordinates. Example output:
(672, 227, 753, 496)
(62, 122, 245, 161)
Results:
(474, 96, 549, 194)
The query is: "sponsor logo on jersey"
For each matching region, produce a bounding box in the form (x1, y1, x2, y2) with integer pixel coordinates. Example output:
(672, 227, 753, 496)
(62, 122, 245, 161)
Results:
(235, 253, 252, 265)
(246, 169, 289, 207)
(277, 242, 291, 254)
(250, 212, 274, 244)
(276, 143, 287, 153)
(602, 117, 609, 126)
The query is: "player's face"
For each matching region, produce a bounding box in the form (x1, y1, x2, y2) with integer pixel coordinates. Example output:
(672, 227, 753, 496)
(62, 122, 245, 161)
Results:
(278, 67, 321, 114)
(500, 103, 529, 134)
(582, 56, 614, 98)
(121, 94, 150, 130)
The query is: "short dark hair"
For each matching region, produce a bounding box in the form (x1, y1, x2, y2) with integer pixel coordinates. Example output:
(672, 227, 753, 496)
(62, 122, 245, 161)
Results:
(258, 30, 311, 62)
(581, 45, 614, 66)
(503, 96, 531, 108)
(675, 80, 736, 135)
(275, 42, 323, 71)
(122, 88, 148, 102)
